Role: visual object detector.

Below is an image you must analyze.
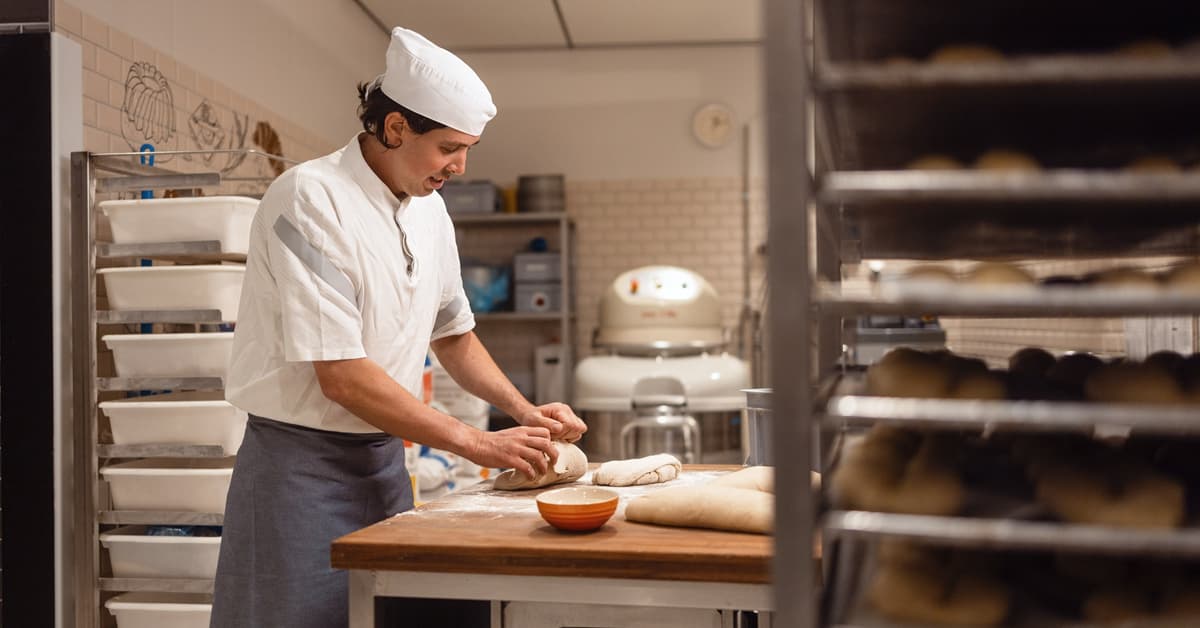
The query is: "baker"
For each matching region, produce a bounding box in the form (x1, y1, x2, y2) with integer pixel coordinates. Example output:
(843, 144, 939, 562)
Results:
(210, 26, 587, 628)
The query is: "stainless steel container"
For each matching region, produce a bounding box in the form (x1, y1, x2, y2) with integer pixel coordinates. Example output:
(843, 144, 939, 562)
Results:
(578, 410, 743, 464)
(742, 388, 772, 466)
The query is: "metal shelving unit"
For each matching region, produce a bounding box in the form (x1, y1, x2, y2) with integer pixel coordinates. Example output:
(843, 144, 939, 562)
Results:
(69, 149, 288, 628)
(767, 1, 1200, 627)
(452, 210, 576, 405)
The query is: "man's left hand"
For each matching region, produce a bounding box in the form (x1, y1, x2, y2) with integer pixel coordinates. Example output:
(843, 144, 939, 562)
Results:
(516, 403, 587, 443)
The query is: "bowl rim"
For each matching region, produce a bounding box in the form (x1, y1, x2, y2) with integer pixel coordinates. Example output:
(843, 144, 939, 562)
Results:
(535, 486, 619, 507)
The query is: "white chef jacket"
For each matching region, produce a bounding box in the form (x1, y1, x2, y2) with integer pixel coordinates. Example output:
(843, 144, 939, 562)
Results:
(226, 134, 474, 433)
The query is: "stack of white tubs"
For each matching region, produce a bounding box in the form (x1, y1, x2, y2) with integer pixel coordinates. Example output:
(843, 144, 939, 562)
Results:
(95, 196, 257, 627)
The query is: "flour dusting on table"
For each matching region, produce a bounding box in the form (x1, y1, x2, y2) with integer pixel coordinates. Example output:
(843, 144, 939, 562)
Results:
(392, 469, 729, 520)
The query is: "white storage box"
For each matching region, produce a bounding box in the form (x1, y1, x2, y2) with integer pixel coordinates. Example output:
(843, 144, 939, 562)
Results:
(100, 526, 221, 579)
(99, 265, 245, 321)
(103, 332, 234, 378)
(105, 592, 211, 628)
(100, 391, 247, 455)
(100, 458, 234, 513)
(99, 196, 258, 254)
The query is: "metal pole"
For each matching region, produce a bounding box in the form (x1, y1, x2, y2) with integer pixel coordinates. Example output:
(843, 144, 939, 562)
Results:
(765, 0, 814, 626)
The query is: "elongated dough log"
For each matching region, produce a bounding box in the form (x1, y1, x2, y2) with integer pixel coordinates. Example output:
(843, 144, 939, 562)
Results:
(708, 465, 774, 492)
(625, 486, 773, 534)
(493, 442, 588, 490)
(592, 453, 681, 487)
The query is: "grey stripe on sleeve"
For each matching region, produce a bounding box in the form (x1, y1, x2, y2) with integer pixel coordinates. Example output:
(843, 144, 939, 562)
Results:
(273, 215, 356, 304)
(434, 294, 467, 330)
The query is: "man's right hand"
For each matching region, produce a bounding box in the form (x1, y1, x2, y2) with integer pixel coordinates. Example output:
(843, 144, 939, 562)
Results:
(468, 426, 556, 479)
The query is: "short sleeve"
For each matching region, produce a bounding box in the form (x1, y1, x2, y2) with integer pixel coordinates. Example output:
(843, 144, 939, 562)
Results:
(431, 211, 475, 340)
(266, 183, 366, 361)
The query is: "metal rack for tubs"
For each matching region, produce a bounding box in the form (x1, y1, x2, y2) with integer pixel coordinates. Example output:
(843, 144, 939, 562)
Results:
(765, 0, 1200, 626)
(68, 149, 294, 627)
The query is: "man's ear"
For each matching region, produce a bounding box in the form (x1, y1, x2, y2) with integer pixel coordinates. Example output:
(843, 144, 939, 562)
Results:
(384, 112, 407, 146)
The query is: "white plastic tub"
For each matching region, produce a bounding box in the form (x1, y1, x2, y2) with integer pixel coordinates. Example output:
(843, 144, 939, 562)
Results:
(99, 265, 245, 321)
(102, 332, 234, 378)
(100, 526, 221, 579)
(100, 391, 247, 455)
(100, 458, 234, 513)
(105, 592, 212, 628)
(99, 196, 258, 254)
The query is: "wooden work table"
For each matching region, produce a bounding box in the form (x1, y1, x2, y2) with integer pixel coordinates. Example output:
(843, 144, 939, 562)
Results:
(332, 464, 775, 628)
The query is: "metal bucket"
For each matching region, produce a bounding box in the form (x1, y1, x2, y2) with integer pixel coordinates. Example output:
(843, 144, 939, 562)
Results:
(742, 388, 772, 466)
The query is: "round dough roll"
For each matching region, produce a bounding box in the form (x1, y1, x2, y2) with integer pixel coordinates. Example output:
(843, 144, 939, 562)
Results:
(867, 348, 955, 398)
(965, 262, 1036, 286)
(929, 44, 1005, 64)
(1114, 39, 1174, 58)
(950, 371, 1008, 400)
(973, 149, 1040, 172)
(1035, 462, 1185, 528)
(868, 563, 1009, 626)
(1164, 261, 1200, 293)
(1009, 347, 1056, 377)
(1084, 362, 1185, 404)
(1093, 267, 1160, 290)
(1125, 155, 1182, 173)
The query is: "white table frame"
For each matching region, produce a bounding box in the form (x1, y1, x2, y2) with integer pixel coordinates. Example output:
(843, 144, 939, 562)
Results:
(348, 570, 773, 628)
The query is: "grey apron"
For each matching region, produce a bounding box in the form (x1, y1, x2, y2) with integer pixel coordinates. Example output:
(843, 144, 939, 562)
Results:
(210, 415, 413, 628)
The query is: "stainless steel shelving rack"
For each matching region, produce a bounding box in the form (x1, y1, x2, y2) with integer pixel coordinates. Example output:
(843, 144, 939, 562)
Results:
(452, 211, 576, 406)
(68, 149, 288, 627)
(766, 1, 1200, 627)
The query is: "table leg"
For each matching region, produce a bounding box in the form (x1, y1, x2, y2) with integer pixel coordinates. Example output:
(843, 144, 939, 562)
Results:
(349, 570, 376, 628)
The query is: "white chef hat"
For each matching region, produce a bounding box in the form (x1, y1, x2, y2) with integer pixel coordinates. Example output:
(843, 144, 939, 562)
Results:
(378, 26, 496, 136)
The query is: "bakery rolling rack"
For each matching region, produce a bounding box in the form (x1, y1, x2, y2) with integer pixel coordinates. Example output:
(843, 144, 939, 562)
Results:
(765, 1, 1200, 627)
(68, 149, 293, 628)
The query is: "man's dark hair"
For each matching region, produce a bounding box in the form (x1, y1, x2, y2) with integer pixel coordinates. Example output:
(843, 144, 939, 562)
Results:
(356, 81, 446, 149)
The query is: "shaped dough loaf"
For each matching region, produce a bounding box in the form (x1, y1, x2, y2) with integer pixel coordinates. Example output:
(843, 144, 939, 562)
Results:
(592, 453, 681, 487)
(625, 485, 773, 534)
(493, 441, 588, 490)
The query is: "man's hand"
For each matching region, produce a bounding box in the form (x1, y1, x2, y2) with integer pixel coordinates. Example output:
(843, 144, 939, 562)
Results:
(515, 403, 587, 443)
(468, 426, 556, 479)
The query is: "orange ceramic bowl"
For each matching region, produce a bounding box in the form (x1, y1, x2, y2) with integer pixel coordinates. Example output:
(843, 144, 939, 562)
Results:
(536, 487, 619, 532)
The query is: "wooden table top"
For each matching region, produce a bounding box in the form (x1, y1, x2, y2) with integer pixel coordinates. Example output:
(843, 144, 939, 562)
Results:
(331, 464, 772, 584)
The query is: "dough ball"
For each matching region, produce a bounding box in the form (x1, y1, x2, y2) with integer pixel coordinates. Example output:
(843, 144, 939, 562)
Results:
(1009, 347, 1056, 377)
(906, 155, 965, 171)
(1114, 39, 1174, 58)
(867, 348, 954, 398)
(974, 149, 1041, 172)
(1163, 587, 1200, 618)
(950, 371, 1008, 400)
(1082, 587, 1154, 622)
(1046, 352, 1104, 397)
(1164, 260, 1200, 293)
(1125, 155, 1182, 173)
(1035, 461, 1185, 528)
(928, 44, 1006, 64)
(868, 563, 1010, 626)
(832, 429, 965, 516)
(1093, 267, 1160, 290)
(493, 441, 588, 490)
(932, 350, 990, 376)
(965, 262, 1036, 286)
(1084, 362, 1185, 404)
(1144, 350, 1186, 373)
(904, 264, 958, 281)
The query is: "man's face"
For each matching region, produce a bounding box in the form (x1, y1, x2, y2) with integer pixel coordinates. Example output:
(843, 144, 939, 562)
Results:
(385, 112, 479, 198)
